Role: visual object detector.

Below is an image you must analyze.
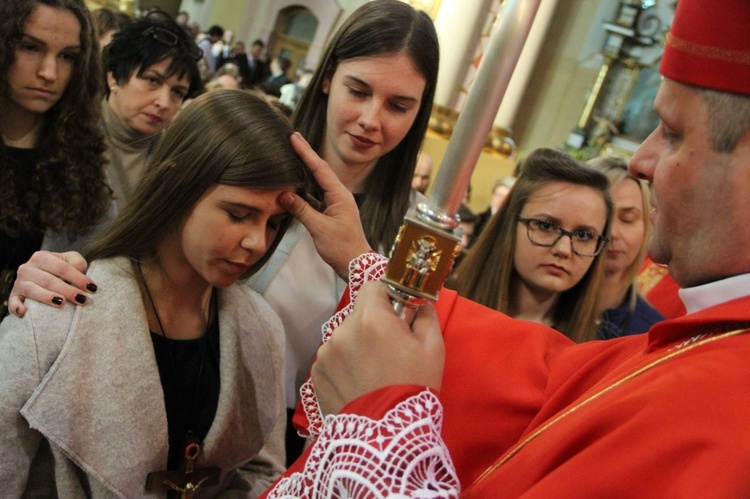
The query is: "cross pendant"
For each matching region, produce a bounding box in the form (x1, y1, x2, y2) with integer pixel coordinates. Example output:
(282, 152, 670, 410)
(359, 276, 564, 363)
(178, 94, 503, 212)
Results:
(145, 435, 220, 498)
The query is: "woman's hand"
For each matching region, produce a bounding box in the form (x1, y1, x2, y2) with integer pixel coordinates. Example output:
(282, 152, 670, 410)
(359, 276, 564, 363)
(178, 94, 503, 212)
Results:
(8, 251, 95, 317)
(280, 132, 373, 280)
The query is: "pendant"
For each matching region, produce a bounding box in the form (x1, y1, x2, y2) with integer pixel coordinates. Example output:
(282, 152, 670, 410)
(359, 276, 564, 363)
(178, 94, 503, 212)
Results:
(145, 434, 220, 498)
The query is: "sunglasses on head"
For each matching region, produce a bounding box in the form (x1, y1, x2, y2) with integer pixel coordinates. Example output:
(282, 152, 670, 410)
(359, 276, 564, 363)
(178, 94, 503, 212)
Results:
(141, 25, 203, 61)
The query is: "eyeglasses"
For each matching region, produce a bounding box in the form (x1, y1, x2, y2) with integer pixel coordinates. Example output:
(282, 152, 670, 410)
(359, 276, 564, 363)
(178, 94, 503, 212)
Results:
(517, 216, 608, 257)
(141, 26, 203, 61)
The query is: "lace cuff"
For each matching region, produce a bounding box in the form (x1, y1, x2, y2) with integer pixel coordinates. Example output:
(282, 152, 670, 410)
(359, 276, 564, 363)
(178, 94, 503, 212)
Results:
(268, 390, 460, 498)
(299, 252, 390, 437)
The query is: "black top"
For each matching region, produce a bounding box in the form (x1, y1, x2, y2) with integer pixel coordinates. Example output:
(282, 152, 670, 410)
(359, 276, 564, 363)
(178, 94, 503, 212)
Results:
(1, 147, 45, 269)
(1, 147, 45, 317)
(150, 315, 221, 470)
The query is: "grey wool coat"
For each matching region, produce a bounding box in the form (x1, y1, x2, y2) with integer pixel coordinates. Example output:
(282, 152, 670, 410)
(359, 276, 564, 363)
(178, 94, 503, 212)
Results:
(0, 257, 286, 498)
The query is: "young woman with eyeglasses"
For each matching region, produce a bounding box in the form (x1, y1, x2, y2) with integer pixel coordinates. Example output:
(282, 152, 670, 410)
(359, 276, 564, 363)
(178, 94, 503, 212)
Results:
(0, 0, 110, 319)
(448, 148, 613, 342)
(101, 12, 203, 213)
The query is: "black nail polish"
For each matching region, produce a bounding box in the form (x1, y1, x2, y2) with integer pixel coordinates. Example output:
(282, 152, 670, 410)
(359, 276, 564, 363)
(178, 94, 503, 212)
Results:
(75, 294, 87, 304)
(52, 296, 64, 306)
(86, 282, 98, 293)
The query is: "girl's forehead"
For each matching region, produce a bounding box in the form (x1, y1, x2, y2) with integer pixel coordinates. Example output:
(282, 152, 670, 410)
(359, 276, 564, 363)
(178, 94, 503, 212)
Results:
(332, 53, 426, 96)
(528, 181, 599, 201)
(336, 52, 421, 76)
(523, 181, 607, 226)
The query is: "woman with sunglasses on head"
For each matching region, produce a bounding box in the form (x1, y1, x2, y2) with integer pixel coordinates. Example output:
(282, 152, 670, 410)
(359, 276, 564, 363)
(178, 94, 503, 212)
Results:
(448, 148, 613, 342)
(102, 11, 203, 213)
(0, 0, 110, 319)
(587, 156, 664, 339)
(0, 90, 312, 496)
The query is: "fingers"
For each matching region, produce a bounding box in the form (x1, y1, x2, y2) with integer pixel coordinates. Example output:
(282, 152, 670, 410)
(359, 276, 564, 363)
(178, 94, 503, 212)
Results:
(312, 281, 445, 415)
(9, 251, 95, 316)
(290, 132, 331, 180)
(7, 296, 27, 318)
(279, 189, 368, 280)
(287, 132, 372, 279)
(357, 282, 445, 391)
(353, 282, 384, 315)
(279, 191, 319, 224)
(290, 132, 349, 201)
(410, 302, 445, 392)
(57, 251, 89, 274)
(411, 300, 439, 338)
(355, 281, 406, 326)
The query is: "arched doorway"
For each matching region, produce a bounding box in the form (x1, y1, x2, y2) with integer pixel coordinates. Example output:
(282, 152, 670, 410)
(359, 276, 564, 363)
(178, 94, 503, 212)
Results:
(268, 6, 318, 76)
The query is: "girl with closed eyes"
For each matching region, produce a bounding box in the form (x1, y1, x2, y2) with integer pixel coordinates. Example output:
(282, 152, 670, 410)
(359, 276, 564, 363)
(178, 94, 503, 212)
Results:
(7, 0, 439, 465)
(0, 90, 312, 496)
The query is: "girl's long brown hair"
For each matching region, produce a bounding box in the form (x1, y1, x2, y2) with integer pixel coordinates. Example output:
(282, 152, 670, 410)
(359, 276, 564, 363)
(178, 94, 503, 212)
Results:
(292, 0, 439, 251)
(85, 90, 309, 279)
(1, 0, 109, 238)
(449, 148, 613, 342)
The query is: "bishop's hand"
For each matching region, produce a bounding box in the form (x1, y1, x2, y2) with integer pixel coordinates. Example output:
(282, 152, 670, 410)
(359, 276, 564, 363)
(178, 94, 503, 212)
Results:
(311, 280, 445, 416)
(281, 132, 373, 280)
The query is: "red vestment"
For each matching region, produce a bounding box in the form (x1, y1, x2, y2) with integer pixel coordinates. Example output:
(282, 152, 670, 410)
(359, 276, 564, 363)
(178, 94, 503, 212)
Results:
(421, 289, 750, 496)
(637, 256, 687, 319)
(267, 255, 750, 497)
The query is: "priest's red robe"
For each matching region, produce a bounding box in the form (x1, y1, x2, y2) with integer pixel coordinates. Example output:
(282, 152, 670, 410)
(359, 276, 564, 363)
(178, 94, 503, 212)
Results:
(270, 267, 750, 497)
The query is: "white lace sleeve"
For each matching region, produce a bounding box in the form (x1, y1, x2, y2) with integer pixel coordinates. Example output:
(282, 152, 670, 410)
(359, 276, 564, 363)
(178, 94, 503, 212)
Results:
(299, 252, 390, 437)
(267, 390, 460, 498)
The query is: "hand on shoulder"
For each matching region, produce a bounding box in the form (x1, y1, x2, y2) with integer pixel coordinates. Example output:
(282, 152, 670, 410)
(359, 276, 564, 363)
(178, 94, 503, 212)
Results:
(9, 251, 95, 317)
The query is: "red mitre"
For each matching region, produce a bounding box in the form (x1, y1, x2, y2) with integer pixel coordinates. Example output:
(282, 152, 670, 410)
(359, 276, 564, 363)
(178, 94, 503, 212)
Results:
(660, 0, 750, 95)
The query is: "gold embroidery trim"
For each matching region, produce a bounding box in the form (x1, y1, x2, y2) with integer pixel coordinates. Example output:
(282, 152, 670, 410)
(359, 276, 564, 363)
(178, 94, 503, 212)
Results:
(668, 33, 750, 66)
(472, 328, 750, 487)
(636, 261, 670, 296)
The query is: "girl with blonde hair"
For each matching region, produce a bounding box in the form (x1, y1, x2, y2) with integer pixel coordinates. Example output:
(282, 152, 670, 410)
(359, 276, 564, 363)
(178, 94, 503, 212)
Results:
(587, 155, 664, 338)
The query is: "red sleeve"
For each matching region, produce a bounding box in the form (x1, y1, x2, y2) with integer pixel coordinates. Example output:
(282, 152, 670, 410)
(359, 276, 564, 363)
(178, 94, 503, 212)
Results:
(432, 287, 574, 486)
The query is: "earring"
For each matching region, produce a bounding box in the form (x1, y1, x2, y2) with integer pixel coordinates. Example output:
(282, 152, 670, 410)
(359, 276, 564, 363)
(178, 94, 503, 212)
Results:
(110, 86, 117, 94)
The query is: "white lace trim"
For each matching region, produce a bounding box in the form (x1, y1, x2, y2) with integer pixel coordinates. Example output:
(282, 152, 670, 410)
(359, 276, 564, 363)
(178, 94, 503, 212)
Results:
(268, 390, 459, 498)
(299, 253, 390, 438)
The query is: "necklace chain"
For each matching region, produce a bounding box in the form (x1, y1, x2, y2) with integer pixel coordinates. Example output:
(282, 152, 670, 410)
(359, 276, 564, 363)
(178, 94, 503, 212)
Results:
(136, 259, 213, 443)
(139, 260, 169, 338)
